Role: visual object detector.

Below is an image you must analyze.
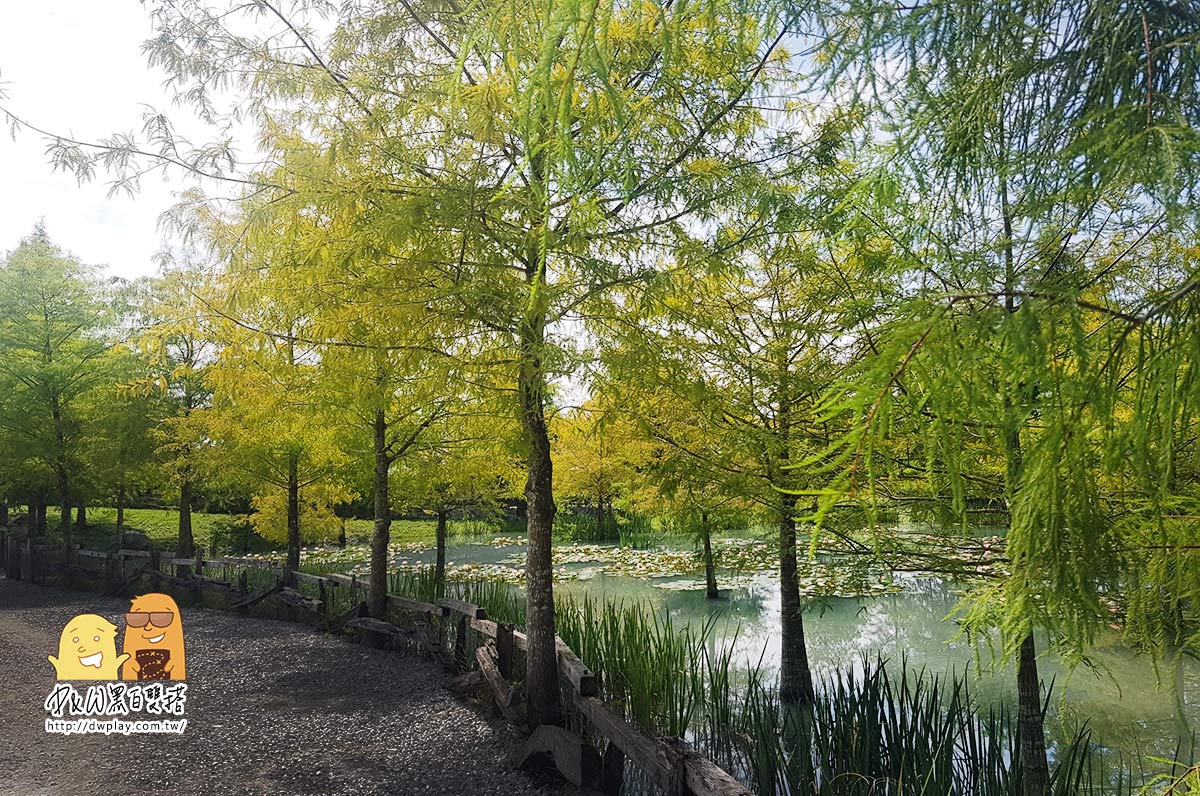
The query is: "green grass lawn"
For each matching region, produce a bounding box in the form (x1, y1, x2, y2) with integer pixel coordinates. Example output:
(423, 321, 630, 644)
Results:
(34, 508, 452, 555)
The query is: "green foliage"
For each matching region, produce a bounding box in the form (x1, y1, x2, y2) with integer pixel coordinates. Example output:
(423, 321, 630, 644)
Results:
(2, 0, 1198, 787)
(63, 507, 243, 552)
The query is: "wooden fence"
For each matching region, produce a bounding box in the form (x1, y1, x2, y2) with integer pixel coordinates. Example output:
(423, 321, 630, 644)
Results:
(0, 532, 749, 796)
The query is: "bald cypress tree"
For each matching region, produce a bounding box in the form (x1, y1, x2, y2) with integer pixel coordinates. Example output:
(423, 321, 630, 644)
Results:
(811, 3, 1200, 793)
(0, 229, 110, 549)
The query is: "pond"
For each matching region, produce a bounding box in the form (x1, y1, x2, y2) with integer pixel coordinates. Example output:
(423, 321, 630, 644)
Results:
(299, 531, 1196, 767)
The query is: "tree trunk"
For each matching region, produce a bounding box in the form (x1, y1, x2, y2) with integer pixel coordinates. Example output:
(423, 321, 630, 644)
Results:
(701, 512, 718, 599)
(773, 339, 814, 706)
(435, 509, 448, 595)
(286, 452, 300, 583)
(370, 408, 391, 619)
(34, 494, 46, 534)
(779, 495, 815, 705)
(999, 176, 1050, 796)
(115, 483, 125, 532)
(75, 502, 87, 529)
(55, 467, 71, 537)
(1017, 633, 1050, 796)
(50, 396, 71, 540)
(0, 501, 8, 527)
(338, 518, 346, 548)
(519, 305, 561, 729)
(177, 480, 195, 558)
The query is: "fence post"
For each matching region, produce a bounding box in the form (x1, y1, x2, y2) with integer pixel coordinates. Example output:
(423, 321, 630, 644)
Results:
(20, 538, 26, 580)
(237, 570, 249, 616)
(601, 742, 626, 796)
(496, 622, 514, 681)
(455, 615, 469, 673)
(63, 545, 74, 588)
(194, 545, 204, 578)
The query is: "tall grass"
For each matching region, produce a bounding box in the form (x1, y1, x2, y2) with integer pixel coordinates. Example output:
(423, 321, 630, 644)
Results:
(382, 578, 1153, 795)
(70, 547, 1176, 796)
(59, 546, 1167, 796)
(387, 567, 527, 626)
(553, 510, 658, 546)
(554, 595, 1146, 796)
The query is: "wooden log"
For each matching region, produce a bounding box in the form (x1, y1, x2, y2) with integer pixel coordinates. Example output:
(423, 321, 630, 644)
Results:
(511, 630, 597, 696)
(659, 737, 752, 796)
(346, 616, 403, 636)
(273, 586, 323, 613)
(346, 615, 401, 650)
(328, 573, 369, 594)
(328, 602, 361, 631)
(475, 645, 521, 724)
(387, 594, 448, 617)
(103, 566, 145, 598)
(517, 724, 601, 788)
(229, 580, 282, 610)
(471, 618, 499, 637)
(57, 562, 103, 579)
(440, 599, 487, 620)
(142, 567, 202, 594)
(574, 695, 673, 792)
(194, 576, 237, 597)
(557, 642, 598, 696)
(449, 669, 488, 694)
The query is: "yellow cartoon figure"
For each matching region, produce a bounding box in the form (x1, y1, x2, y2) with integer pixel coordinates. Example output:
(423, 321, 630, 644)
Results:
(48, 614, 130, 680)
(122, 593, 186, 680)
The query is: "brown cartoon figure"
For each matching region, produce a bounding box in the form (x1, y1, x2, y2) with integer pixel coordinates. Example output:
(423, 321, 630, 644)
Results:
(121, 593, 186, 680)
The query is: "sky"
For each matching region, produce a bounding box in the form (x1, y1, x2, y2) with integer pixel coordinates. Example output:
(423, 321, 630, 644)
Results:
(0, 4, 197, 279)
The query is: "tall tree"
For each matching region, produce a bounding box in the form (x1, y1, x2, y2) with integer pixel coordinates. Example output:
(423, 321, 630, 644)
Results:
(196, 218, 353, 579)
(0, 227, 112, 547)
(392, 411, 522, 593)
(80, 346, 157, 539)
(553, 403, 640, 539)
(810, 3, 1200, 791)
(598, 221, 852, 704)
(83, 0, 804, 729)
(134, 267, 220, 557)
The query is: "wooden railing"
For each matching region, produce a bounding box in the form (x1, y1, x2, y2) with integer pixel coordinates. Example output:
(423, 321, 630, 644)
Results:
(0, 533, 749, 796)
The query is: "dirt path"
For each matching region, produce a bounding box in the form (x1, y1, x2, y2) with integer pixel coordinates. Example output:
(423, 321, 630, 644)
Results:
(0, 577, 558, 796)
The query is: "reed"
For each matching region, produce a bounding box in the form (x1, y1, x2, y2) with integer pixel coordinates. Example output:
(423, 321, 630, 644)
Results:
(384, 580, 1150, 795)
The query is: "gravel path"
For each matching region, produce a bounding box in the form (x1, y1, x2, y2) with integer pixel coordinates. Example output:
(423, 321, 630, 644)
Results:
(0, 577, 567, 796)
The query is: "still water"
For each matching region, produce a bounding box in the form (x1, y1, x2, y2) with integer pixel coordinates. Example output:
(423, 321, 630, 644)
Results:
(405, 537, 1194, 765)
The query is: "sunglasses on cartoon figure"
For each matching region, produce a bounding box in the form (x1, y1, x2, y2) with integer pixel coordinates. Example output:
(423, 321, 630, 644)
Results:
(125, 612, 174, 629)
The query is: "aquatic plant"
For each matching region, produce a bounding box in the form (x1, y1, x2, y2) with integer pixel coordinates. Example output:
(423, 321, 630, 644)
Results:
(491, 588, 1156, 795)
